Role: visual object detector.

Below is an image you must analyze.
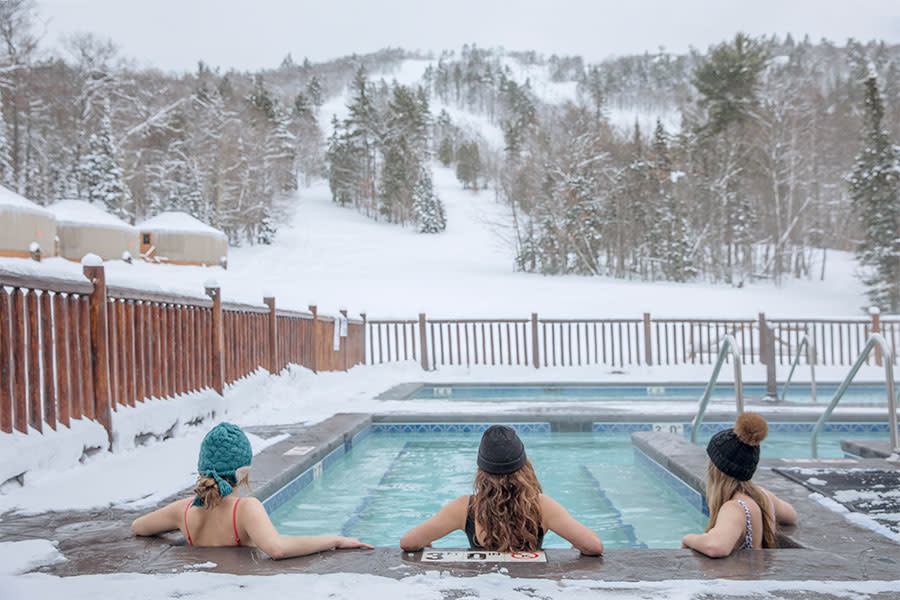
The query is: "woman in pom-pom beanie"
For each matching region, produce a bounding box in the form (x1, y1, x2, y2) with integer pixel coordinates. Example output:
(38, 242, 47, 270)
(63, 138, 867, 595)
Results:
(682, 412, 797, 557)
(400, 425, 604, 555)
(131, 422, 372, 558)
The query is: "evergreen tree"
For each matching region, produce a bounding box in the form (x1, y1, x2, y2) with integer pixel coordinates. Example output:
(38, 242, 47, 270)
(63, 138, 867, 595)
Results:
(306, 76, 323, 109)
(848, 65, 900, 311)
(0, 108, 11, 188)
(455, 141, 481, 189)
(437, 136, 454, 167)
(379, 135, 415, 222)
(413, 166, 446, 233)
(80, 98, 127, 218)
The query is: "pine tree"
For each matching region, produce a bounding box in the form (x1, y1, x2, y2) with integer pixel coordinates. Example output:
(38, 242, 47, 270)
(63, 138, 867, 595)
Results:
(0, 108, 11, 188)
(413, 166, 446, 233)
(306, 76, 323, 109)
(848, 65, 900, 311)
(80, 98, 127, 218)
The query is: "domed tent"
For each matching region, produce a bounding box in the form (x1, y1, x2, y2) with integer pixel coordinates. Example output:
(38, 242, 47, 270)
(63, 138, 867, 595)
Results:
(139, 212, 228, 267)
(0, 185, 56, 258)
(51, 200, 139, 262)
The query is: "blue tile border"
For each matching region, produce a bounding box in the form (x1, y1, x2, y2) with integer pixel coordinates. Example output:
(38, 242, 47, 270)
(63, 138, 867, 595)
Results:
(634, 447, 708, 516)
(351, 425, 372, 448)
(371, 422, 551, 434)
(685, 422, 893, 436)
(592, 423, 654, 433)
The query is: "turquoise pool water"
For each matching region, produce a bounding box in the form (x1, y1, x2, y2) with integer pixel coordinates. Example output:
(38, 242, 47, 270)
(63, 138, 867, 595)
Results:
(269, 431, 707, 549)
(267, 426, 878, 549)
(410, 383, 892, 404)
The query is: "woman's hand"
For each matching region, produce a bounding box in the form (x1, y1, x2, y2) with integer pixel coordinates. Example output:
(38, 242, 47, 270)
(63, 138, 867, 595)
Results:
(334, 536, 374, 550)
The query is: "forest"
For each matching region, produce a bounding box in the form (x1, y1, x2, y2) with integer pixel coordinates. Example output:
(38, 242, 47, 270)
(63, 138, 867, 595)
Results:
(2, 0, 899, 307)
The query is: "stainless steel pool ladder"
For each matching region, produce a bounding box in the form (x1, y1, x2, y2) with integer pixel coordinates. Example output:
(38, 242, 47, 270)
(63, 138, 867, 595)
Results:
(780, 333, 817, 403)
(810, 333, 900, 458)
(690, 334, 744, 443)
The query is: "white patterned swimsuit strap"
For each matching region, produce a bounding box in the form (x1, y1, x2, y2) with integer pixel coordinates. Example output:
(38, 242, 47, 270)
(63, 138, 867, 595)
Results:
(735, 499, 753, 549)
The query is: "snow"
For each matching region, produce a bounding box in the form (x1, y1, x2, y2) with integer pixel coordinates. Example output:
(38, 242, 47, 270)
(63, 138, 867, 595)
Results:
(809, 493, 900, 543)
(4, 570, 900, 599)
(28, 241, 39, 253)
(500, 58, 579, 105)
(80, 253, 103, 267)
(139, 211, 227, 239)
(51, 200, 136, 231)
(0, 540, 66, 575)
(0, 184, 54, 216)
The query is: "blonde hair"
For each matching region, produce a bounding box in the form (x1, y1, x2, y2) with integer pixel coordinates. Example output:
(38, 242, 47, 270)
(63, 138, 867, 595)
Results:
(472, 459, 543, 552)
(705, 460, 776, 548)
(192, 471, 252, 510)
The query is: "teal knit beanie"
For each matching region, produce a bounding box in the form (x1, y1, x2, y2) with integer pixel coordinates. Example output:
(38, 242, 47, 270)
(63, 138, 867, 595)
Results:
(192, 422, 253, 507)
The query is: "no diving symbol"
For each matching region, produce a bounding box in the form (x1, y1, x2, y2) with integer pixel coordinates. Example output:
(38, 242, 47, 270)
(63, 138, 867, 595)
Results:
(511, 552, 540, 560)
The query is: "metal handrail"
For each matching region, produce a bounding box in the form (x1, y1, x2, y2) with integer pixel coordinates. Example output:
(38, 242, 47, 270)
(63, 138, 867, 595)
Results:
(811, 333, 899, 458)
(780, 333, 817, 403)
(690, 334, 744, 443)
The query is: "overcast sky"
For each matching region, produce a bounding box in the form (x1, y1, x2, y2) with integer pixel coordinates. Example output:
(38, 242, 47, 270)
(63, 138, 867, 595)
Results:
(37, 0, 900, 73)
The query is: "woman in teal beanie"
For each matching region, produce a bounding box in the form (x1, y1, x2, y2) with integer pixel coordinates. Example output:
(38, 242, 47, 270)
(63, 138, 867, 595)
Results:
(131, 422, 372, 558)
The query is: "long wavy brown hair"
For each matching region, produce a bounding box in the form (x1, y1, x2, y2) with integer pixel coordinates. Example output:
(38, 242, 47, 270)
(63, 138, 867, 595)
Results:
(471, 459, 543, 552)
(705, 460, 776, 548)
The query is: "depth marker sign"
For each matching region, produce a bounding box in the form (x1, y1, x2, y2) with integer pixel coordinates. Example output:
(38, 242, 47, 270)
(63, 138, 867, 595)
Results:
(420, 550, 546, 563)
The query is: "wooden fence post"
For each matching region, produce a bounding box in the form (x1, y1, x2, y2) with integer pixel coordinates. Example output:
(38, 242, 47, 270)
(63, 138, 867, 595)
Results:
(418, 313, 429, 371)
(205, 284, 224, 395)
(308, 305, 318, 374)
(263, 296, 277, 374)
(531, 313, 539, 369)
(360, 312, 367, 365)
(643, 312, 653, 366)
(870, 306, 882, 366)
(759, 312, 777, 399)
(83, 263, 112, 447)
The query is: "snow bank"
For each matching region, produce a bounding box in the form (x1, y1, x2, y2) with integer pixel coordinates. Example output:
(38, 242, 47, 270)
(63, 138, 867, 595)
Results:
(0, 419, 109, 487)
(809, 493, 900, 543)
(51, 200, 136, 231)
(139, 211, 226, 239)
(0, 539, 66, 575)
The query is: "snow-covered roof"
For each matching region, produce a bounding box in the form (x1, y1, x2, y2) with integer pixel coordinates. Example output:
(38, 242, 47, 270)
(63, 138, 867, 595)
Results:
(51, 200, 136, 231)
(0, 185, 54, 218)
(139, 211, 226, 239)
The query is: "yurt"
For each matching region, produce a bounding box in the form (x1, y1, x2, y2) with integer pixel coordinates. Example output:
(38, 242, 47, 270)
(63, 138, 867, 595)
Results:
(52, 200, 139, 262)
(0, 185, 56, 258)
(139, 212, 228, 267)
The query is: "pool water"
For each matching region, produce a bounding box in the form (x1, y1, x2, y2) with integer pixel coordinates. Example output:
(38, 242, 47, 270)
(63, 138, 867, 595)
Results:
(268, 426, 874, 549)
(411, 383, 892, 404)
(270, 432, 708, 549)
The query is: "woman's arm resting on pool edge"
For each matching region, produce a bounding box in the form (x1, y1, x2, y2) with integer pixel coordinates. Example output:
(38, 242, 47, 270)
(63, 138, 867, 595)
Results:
(760, 486, 798, 525)
(131, 498, 190, 536)
(540, 495, 604, 555)
(681, 501, 745, 558)
(240, 498, 373, 559)
(400, 495, 468, 551)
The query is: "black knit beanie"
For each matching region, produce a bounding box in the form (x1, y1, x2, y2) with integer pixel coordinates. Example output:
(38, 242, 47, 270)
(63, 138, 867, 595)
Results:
(477, 425, 527, 474)
(706, 412, 768, 481)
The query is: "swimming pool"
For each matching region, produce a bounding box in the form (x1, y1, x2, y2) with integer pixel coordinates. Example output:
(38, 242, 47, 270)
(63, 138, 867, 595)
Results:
(265, 423, 887, 549)
(409, 383, 893, 404)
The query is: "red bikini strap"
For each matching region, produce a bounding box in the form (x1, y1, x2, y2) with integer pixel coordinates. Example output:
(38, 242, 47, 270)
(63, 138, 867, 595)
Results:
(232, 498, 242, 546)
(183, 502, 194, 547)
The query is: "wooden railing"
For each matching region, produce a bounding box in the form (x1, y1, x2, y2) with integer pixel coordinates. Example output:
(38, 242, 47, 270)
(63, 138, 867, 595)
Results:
(368, 312, 893, 371)
(0, 265, 364, 444)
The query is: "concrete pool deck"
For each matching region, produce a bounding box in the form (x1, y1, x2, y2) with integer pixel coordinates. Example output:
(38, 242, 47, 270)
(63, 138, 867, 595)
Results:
(2, 411, 899, 596)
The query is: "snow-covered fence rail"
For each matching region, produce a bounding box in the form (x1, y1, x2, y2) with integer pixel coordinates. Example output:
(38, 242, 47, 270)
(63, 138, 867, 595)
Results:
(0, 264, 364, 446)
(367, 312, 889, 371)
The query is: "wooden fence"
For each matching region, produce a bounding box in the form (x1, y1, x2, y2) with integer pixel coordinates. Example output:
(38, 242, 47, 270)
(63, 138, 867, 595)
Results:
(0, 265, 364, 445)
(368, 312, 894, 371)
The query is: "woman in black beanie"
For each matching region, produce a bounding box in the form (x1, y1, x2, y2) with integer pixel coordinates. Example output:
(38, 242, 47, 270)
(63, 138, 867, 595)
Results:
(400, 425, 604, 554)
(682, 412, 797, 557)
